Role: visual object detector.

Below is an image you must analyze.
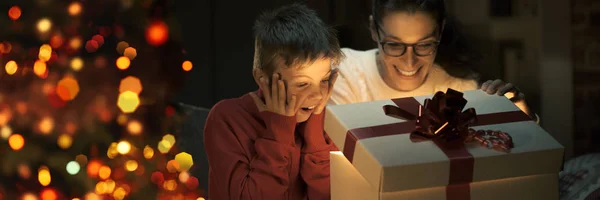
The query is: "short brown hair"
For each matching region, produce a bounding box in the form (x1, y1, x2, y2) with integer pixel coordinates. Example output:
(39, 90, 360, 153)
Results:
(253, 3, 344, 76)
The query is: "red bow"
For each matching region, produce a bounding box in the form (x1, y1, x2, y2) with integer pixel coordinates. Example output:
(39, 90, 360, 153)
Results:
(383, 89, 514, 152)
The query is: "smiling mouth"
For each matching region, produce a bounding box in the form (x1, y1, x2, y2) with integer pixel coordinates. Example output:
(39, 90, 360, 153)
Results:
(394, 65, 420, 77)
(301, 106, 316, 111)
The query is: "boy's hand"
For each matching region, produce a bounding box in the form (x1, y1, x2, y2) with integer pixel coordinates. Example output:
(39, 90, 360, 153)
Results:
(250, 73, 305, 116)
(313, 69, 339, 115)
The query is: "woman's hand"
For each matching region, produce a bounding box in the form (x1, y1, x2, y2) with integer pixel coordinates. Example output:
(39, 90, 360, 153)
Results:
(481, 79, 537, 121)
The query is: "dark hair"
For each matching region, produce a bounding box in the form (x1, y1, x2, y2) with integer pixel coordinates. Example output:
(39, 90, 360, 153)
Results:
(253, 3, 344, 76)
(372, 0, 483, 81)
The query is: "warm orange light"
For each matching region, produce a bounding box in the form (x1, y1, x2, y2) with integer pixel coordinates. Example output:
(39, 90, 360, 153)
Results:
(34, 60, 48, 77)
(116, 141, 132, 154)
(70, 57, 83, 71)
(119, 76, 143, 94)
(123, 47, 137, 60)
(117, 91, 140, 113)
(0, 42, 12, 54)
(116, 41, 129, 54)
(38, 166, 51, 186)
(143, 145, 154, 159)
(21, 193, 38, 200)
(8, 6, 22, 21)
(57, 134, 73, 149)
(98, 166, 112, 180)
(145, 21, 169, 46)
(127, 120, 142, 135)
(50, 35, 64, 48)
(38, 117, 54, 135)
(86, 160, 102, 177)
(5, 60, 18, 75)
(56, 76, 80, 101)
(76, 154, 88, 165)
(116, 56, 130, 70)
(68, 2, 82, 16)
(113, 187, 127, 200)
(182, 60, 193, 71)
(69, 37, 82, 49)
(125, 160, 138, 172)
(8, 134, 24, 150)
(37, 18, 52, 33)
(166, 160, 180, 173)
(40, 188, 57, 200)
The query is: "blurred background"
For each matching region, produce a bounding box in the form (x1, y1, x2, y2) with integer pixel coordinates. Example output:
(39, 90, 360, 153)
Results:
(0, 0, 598, 199)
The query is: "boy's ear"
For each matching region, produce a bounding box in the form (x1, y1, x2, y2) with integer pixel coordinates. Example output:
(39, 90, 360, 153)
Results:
(369, 15, 378, 42)
(252, 67, 265, 87)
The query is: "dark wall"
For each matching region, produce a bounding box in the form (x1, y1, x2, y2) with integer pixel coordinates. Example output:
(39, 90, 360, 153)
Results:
(174, 0, 375, 109)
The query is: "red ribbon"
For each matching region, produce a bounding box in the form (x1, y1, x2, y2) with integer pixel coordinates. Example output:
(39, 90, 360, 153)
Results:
(342, 91, 532, 200)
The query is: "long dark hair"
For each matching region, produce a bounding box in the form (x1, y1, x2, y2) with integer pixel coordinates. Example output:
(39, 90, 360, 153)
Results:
(372, 0, 483, 82)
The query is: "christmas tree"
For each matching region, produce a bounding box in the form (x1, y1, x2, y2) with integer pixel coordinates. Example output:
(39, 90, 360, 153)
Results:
(0, 0, 205, 199)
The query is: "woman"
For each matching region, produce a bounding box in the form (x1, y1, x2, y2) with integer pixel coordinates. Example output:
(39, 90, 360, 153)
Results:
(330, 0, 538, 122)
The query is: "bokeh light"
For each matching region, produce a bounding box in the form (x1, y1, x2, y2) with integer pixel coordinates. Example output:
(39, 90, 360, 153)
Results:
(116, 141, 131, 154)
(68, 2, 82, 16)
(33, 60, 48, 78)
(145, 21, 169, 46)
(117, 91, 140, 113)
(40, 188, 57, 200)
(8, 134, 25, 150)
(116, 56, 130, 70)
(37, 18, 52, 33)
(69, 37, 82, 49)
(8, 6, 22, 20)
(127, 120, 142, 135)
(125, 160, 138, 172)
(22, 193, 38, 200)
(182, 60, 193, 71)
(50, 35, 64, 48)
(1, 126, 12, 139)
(38, 166, 51, 186)
(56, 76, 80, 101)
(66, 161, 80, 175)
(116, 41, 129, 54)
(98, 165, 111, 180)
(143, 145, 154, 159)
(119, 76, 143, 94)
(86, 160, 102, 178)
(166, 160, 180, 173)
(57, 134, 73, 149)
(38, 117, 54, 135)
(5, 60, 18, 75)
(175, 152, 194, 172)
(124, 47, 137, 60)
(70, 57, 83, 71)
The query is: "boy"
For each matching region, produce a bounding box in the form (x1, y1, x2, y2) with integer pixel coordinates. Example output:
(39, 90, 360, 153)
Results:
(203, 4, 344, 200)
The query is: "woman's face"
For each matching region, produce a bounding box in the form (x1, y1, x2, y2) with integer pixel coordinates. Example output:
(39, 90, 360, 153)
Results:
(372, 11, 440, 91)
(261, 58, 333, 123)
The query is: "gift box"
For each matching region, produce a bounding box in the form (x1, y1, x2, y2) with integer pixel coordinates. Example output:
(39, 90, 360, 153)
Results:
(331, 151, 559, 200)
(324, 89, 564, 200)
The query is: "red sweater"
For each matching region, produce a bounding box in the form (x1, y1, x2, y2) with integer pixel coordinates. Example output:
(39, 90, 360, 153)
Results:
(204, 91, 338, 200)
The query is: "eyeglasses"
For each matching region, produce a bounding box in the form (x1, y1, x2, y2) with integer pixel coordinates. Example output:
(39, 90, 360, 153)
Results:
(374, 20, 441, 57)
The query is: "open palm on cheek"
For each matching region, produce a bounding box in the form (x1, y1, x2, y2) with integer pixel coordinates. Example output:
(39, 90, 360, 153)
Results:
(313, 69, 339, 115)
(480, 79, 533, 117)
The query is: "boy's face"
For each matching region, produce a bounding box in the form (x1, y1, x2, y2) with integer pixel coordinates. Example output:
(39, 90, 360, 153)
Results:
(266, 58, 333, 123)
